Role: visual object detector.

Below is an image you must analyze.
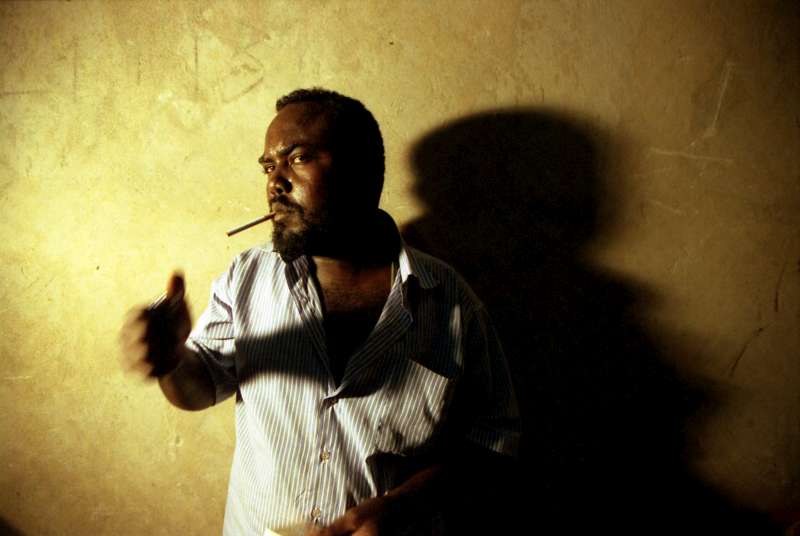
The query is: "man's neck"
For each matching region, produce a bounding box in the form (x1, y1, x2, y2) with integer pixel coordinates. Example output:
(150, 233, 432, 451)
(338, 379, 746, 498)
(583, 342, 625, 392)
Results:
(310, 255, 387, 282)
(307, 210, 400, 277)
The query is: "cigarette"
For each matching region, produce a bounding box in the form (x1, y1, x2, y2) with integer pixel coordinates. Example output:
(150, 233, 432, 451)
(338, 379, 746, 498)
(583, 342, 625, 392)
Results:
(226, 213, 276, 237)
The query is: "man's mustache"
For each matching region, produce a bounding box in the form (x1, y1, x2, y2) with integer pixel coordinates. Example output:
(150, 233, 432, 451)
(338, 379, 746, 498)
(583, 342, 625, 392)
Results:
(269, 198, 303, 213)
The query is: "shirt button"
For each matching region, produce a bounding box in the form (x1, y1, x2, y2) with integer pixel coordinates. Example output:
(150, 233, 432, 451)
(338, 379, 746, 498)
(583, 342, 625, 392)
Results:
(320, 449, 330, 462)
(311, 506, 321, 519)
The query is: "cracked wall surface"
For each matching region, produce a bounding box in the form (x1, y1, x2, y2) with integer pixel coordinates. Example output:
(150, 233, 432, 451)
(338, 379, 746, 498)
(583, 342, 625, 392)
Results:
(1, 1, 798, 534)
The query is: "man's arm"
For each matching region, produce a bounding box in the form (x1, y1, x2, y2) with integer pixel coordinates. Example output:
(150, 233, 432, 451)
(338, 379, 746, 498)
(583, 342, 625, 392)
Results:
(308, 463, 445, 536)
(311, 442, 515, 536)
(157, 346, 216, 411)
(119, 272, 217, 411)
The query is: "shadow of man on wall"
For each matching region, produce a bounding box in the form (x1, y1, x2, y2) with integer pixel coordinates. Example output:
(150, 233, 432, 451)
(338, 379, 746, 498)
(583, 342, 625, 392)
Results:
(402, 109, 781, 535)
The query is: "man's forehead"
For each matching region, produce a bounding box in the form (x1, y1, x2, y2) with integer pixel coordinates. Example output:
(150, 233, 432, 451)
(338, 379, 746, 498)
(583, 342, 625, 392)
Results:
(264, 102, 334, 150)
(268, 102, 332, 135)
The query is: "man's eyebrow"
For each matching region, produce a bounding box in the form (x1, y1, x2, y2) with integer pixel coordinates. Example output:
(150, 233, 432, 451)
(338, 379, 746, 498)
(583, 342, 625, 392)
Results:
(259, 143, 313, 164)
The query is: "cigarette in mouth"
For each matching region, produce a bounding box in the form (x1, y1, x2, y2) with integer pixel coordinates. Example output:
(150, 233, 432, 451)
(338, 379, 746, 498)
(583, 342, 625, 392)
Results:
(226, 213, 276, 237)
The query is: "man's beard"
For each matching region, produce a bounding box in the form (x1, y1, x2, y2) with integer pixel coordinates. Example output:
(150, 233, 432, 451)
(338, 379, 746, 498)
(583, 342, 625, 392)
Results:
(271, 200, 333, 262)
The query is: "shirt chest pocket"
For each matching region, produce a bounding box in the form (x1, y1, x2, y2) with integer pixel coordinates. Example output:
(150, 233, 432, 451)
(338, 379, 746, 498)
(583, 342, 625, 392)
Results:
(371, 358, 456, 456)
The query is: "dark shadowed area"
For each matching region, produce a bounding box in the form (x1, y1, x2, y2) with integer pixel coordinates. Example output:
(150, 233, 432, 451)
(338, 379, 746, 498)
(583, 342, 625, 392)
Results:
(402, 110, 784, 535)
(0, 517, 24, 535)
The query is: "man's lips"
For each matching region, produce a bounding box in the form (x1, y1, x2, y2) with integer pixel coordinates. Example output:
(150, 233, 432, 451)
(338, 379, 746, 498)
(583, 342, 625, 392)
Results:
(270, 203, 299, 222)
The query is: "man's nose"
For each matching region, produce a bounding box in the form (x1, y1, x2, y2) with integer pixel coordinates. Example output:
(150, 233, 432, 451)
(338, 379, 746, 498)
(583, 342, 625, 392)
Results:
(267, 164, 292, 198)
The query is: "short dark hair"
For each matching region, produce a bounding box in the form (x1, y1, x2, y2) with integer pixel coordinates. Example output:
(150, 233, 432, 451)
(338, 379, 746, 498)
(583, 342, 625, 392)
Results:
(276, 88, 385, 208)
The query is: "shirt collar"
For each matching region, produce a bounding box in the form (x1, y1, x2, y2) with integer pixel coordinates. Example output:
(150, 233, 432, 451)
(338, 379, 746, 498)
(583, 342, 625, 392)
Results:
(397, 239, 438, 289)
(279, 240, 439, 291)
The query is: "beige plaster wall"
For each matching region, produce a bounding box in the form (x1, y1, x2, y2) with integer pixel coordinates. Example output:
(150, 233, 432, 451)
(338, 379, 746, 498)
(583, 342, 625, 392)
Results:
(1, 1, 797, 534)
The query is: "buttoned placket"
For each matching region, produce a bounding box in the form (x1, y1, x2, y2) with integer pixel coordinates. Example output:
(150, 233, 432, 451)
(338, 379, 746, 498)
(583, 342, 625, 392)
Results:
(286, 257, 350, 525)
(311, 395, 338, 526)
(285, 258, 335, 525)
(285, 256, 416, 526)
(333, 267, 413, 392)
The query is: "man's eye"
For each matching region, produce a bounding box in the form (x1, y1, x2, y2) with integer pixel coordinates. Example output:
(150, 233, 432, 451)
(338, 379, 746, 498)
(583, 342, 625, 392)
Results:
(261, 165, 275, 174)
(291, 154, 309, 164)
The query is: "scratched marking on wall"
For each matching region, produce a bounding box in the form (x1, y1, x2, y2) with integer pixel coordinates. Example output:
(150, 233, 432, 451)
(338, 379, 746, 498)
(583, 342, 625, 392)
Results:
(648, 147, 734, 165)
(702, 60, 735, 139)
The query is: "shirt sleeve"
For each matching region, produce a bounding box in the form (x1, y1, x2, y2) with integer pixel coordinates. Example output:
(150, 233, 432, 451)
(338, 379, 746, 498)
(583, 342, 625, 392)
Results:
(185, 267, 239, 405)
(461, 305, 521, 457)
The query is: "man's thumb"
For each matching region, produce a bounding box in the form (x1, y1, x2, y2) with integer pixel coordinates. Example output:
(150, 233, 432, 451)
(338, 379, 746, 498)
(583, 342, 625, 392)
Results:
(166, 271, 185, 302)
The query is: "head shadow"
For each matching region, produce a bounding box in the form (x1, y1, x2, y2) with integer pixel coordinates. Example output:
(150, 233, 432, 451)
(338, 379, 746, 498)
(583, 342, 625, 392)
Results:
(401, 109, 782, 534)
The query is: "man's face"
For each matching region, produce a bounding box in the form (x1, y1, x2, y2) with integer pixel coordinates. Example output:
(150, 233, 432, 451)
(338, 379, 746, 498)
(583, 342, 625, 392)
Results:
(260, 103, 338, 260)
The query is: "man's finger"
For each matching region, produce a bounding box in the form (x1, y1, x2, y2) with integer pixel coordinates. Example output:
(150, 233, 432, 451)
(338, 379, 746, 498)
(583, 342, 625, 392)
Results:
(120, 341, 149, 371)
(352, 521, 380, 536)
(119, 334, 146, 358)
(129, 359, 155, 379)
(309, 515, 354, 536)
(166, 271, 185, 302)
(123, 306, 148, 324)
(119, 319, 147, 343)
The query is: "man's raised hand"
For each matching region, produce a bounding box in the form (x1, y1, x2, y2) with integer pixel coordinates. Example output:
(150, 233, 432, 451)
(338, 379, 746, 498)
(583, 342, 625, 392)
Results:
(119, 272, 192, 379)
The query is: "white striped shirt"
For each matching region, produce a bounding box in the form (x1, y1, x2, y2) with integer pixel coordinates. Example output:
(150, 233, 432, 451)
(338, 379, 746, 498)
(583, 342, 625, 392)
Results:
(187, 240, 520, 535)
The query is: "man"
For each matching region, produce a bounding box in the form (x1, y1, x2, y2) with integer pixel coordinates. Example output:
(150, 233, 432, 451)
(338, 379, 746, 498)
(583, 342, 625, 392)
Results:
(119, 88, 519, 535)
